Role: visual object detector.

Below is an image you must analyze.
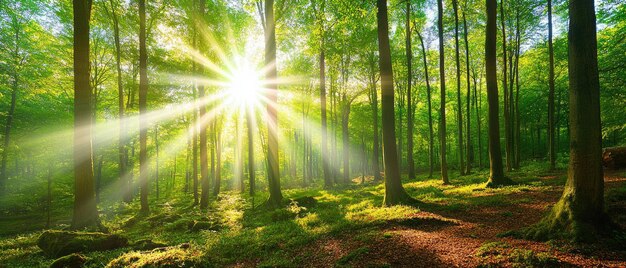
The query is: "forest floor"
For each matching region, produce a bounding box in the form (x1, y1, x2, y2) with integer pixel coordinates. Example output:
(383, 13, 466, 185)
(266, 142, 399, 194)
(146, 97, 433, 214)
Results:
(1, 163, 626, 267)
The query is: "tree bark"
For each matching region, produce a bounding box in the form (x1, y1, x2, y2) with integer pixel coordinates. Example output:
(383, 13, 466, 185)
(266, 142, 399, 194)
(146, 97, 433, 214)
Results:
(500, 0, 512, 172)
(72, 0, 100, 228)
(485, 0, 509, 187)
(264, 0, 283, 207)
(405, 1, 415, 180)
(453, 0, 465, 176)
(463, 11, 472, 174)
(527, 0, 608, 241)
(417, 32, 434, 178)
(437, 0, 449, 184)
(198, 0, 210, 210)
(377, 0, 412, 206)
(547, 0, 556, 170)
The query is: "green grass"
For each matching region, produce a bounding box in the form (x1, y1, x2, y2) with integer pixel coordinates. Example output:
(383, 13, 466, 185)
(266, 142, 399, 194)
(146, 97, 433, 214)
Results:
(0, 164, 589, 267)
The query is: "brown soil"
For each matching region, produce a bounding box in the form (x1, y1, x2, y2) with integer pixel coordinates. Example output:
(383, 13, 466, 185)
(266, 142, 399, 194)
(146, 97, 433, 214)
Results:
(299, 170, 626, 267)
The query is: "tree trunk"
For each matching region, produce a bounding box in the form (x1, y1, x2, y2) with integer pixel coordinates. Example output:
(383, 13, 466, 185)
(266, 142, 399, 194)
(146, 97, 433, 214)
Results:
(417, 32, 434, 178)
(500, 0, 512, 172)
(463, 11, 472, 174)
(198, 0, 210, 210)
(155, 126, 159, 200)
(437, 0, 449, 184)
(264, 0, 283, 207)
(377, 0, 412, 206)
(72, 0, 100, 228)
(527, 0, 608, 241)
(453, 0, 465, 176)
(320, 49, 331, 188)
(246, 108, 255, 202)
(547, 0, 556, 170)
(485, 0, 509, 187)
(405, 1, 415, 180)
(107, 0, 129, 203)
(342, 97, 350, 183)
(369, 57, 382, 182)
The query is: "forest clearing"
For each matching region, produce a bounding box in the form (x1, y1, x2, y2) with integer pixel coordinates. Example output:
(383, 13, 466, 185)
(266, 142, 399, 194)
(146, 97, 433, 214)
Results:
(1, 0, 625, 267)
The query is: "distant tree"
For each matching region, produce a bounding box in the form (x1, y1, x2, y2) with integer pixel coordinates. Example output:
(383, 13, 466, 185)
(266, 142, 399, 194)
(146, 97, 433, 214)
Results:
(547, 0, 556, 170)
(405, 0, 415, 180)
(198, 0, 210, 210)
(417, 31, 435, 178)
(139, 0, 149, 213)
(72, 0, 100, 228)
(453, 0, 465, 176)
(377, 0, 413, 206)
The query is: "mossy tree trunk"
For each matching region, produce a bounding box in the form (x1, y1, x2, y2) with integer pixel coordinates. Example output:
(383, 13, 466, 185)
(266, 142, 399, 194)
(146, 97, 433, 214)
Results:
(526, 0, 608, 242)
(377, 0, 412, 206)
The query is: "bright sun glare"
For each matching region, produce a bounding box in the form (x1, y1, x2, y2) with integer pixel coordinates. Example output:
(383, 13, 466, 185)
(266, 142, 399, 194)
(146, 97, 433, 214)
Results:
(227, 63, 263, 106)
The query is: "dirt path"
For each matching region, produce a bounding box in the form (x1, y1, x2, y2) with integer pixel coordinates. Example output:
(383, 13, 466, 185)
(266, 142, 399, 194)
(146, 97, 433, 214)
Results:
(304, 171, 626, 267)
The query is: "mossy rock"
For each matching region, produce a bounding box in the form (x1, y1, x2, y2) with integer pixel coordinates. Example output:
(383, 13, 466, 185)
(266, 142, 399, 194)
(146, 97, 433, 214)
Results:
(38, 230, 129, 258)
(106, 244, 210, 268)
(132, 239, 168, 250)
(49, 253, 88, 268)
(189, 220, 221, 232)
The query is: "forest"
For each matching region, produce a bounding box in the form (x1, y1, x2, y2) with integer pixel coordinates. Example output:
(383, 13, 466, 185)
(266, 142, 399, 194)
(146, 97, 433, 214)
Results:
(0, 0, 625, 267)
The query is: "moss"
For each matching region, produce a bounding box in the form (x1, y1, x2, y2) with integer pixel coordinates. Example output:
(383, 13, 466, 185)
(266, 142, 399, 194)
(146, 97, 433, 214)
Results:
(106, 244, 211, 268)
(131, 239, 167, 251)
(189, 221, 221, 232)
(146, 213, 183, 227)
(49, 253, 88, 268)
(520, 198, 614, 242)
(37, 230, 128, 258)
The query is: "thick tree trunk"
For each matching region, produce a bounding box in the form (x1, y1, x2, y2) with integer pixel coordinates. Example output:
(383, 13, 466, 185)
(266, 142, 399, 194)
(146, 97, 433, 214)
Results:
(417, 32, 435, 178)
(264, 0, 283, 208)
(453, 0, 465, 176)
(72, 0, 100, 228)
(377, 0, 412, 206)
(437, 0, 449, 184)
(526, 0, 608, 241)
(485, 0, 509, 187)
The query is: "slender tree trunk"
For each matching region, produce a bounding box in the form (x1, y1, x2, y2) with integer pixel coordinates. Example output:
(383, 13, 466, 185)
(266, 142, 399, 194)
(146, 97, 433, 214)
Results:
(500, 0, 512, 172)
(138, 0, 149, 213)
(405, 1, 415, 179)
(486, 0, 509, 187)
(369, 57, 382, 181)
(264, 0, 283, 207)
(107, 0, 129, 203)
(342, 98, 350, 183)
(213, 130, 222, 196)
(191, 0, 199, 205)
(377, 0, 412, 206)
(514, 9, 521, 169)
(320, 49, 331, 188)
(463, 11, 472, 174)
(198, 0, 210, 209)
(437, 0, 449, 184)
(547, 0, 556, 170)
(155, 126, 160, 200)
(72, 0, 100, 228)
(246, 108, 255, 202)
(453, 0, 465, 176)
(417, 32, 434, 178)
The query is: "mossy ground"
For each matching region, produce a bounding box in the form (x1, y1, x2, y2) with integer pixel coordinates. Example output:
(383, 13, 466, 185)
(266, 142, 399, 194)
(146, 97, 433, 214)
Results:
(0, 162, 624, 267)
